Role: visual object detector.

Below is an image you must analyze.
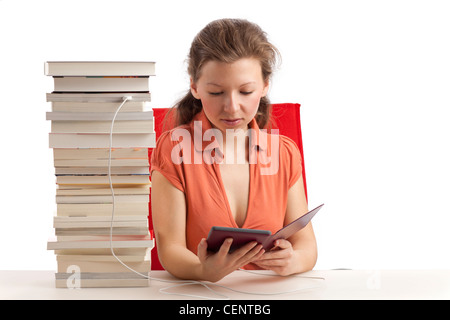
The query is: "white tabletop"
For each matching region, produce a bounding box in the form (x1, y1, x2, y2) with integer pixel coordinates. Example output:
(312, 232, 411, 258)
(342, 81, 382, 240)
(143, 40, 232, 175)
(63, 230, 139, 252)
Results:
(1, 269, 449, 300)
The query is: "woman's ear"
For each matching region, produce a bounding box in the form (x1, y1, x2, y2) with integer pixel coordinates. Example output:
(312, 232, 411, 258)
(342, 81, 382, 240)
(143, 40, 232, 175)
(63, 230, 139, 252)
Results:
(190, 78, 201, 99)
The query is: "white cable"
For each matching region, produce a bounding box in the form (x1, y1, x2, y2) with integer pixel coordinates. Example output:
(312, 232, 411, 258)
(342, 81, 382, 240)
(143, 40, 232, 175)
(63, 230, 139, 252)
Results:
(107, 97, 227, 300)
(107, 98, 324, 299)
(159, 270, 325, 299)
(108, 96, 150, 279)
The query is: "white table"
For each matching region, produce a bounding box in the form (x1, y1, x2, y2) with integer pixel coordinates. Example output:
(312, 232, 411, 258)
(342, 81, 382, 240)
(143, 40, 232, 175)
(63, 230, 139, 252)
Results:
(1, 269, 449, 300)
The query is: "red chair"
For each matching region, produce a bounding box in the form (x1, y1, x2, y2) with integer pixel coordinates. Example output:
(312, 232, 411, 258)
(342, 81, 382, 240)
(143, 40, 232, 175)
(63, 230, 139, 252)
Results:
(148, 103, 307, 270)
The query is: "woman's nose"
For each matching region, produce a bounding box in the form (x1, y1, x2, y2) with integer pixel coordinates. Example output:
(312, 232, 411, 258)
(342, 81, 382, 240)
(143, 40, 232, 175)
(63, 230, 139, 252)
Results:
(223, 92, 240, 114)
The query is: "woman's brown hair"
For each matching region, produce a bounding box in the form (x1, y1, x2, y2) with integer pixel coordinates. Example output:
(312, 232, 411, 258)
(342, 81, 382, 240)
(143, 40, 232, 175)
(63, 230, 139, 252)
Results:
(168, 18, 280, 129)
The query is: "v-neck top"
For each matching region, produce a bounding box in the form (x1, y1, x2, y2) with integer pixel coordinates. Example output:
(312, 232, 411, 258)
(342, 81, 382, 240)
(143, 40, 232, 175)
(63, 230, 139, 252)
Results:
(151, 109, 302, 268)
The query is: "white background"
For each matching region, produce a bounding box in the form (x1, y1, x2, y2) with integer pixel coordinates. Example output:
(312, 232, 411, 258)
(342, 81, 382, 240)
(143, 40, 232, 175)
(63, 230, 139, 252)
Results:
(0, 0, 449, 271)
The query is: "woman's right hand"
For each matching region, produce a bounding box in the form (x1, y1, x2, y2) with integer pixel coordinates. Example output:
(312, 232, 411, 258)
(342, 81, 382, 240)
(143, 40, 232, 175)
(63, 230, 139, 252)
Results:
(196, 238, 265, 282)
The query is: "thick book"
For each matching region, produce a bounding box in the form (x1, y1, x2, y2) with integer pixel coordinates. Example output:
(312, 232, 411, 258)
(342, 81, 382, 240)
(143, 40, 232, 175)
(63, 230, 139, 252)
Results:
(56, 258, 150, 273)
(52, 76, 150, 93)
(55, 277, 149, 288)
(53, 147, 149, 160)
(51, 100, 152, 113)
(53, 247, 150, 256)
(46, 111, 154, 121)
(207, 204, 324, 252)
(47, 234, 153, 250)
(48, 110, 155, 134)
(52, 216, 149, 229)
(46, 92, 151, 103)
(55, 175, 150, 185)
(54, 228, 150, 237)
(55, 186, 150, 196)
(49, 132, 156, 148)
(44, 61, 156, 76)
(54, 166, 150, 175)
(56, 253, 150, 262)
(56, 202, 149, 217)
(56, 260, 150, 274)
(53, 158, 150, 167)
(51, 120, 154, 134)
(55, 194, 150, 204)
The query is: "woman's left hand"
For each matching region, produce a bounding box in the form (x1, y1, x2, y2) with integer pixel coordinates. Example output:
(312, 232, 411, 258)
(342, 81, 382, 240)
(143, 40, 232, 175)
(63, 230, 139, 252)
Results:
(252, 239, 299, 276)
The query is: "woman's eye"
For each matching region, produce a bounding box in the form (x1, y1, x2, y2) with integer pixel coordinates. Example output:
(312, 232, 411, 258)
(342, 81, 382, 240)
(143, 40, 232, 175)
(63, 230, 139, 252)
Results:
(208, 91, 253, 96)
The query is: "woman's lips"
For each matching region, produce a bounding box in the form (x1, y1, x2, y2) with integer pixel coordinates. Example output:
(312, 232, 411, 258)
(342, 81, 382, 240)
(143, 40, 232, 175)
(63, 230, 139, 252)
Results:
(221, 118, 242, 126)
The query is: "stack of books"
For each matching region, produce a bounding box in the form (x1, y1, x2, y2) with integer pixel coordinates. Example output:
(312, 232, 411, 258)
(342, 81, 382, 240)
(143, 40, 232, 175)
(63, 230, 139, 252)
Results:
(45, 61, 156, 288)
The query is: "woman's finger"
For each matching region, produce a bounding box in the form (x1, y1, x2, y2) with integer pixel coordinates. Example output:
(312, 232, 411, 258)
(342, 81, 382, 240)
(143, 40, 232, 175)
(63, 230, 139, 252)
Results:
(197, 238, 208, 262)
(218, 238, 234, 256)
(272, 239, 292, 250)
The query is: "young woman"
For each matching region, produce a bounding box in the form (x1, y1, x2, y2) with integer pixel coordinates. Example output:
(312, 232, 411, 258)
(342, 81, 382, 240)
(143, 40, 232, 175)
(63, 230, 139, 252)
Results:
(151, 19, 317, 282)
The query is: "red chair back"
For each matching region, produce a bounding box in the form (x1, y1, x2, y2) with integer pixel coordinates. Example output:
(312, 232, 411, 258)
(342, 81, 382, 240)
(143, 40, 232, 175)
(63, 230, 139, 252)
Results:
(148, 103, 307, 270)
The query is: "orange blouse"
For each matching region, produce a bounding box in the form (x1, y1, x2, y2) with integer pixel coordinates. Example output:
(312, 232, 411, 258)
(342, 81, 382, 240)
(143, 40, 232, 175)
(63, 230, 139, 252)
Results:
(150, 109, 302, 268)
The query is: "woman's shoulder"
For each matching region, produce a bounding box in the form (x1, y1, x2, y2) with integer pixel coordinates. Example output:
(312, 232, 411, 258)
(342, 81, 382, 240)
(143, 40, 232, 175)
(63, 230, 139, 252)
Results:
(274, 134, 301, 159)
(276, 134, 302, 187)
(151, 123, 192, 167)
(154, 124, 192, 149)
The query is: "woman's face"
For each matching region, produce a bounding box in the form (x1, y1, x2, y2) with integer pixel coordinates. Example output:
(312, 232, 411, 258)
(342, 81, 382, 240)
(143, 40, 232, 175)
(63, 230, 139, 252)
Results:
(190, 58, 269, 134)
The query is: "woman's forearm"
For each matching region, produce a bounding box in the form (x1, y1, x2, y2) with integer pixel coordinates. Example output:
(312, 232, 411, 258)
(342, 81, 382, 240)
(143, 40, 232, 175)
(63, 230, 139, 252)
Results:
(292, 235, 318, 273)
(157, 242, 204, 280)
